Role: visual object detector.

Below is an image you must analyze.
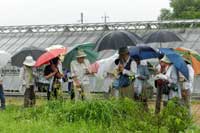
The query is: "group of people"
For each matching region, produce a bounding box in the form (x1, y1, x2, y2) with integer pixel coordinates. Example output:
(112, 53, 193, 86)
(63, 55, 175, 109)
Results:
(0, 47, 194, 114)
(19, 49, 93, 107)
(111, 47, 194, 113)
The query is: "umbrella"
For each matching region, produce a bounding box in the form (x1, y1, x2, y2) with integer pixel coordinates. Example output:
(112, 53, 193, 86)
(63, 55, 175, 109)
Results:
(35, 48, 67, 67)
(63, 42, 98, 69)
(11, 46, 46, 67)
(0, 51, 11, 68)
(159, 48, 189, 80)
(129, 46, 160, 60)
(46, 44, 66, 51)
(143, 31, 182, 47)
(174, 47, 200, 75)
(96, 53, 119, 78)
(95, 30, 142, 51)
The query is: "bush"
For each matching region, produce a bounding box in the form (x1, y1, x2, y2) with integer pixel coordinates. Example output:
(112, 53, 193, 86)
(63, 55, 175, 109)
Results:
(160, 98, 193, 133)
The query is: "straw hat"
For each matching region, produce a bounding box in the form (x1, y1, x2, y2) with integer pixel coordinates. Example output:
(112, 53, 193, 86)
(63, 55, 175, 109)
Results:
(23, 56, 35, 66)
(76, 50, 87, 58)
(160, 55, 171, 64)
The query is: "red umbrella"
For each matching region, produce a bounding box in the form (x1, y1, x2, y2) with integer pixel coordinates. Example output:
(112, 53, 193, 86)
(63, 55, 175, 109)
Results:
(35, 48, 67, 67)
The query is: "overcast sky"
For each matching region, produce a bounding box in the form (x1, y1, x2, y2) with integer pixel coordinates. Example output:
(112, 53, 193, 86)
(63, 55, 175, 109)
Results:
(0, 0, 170, 26)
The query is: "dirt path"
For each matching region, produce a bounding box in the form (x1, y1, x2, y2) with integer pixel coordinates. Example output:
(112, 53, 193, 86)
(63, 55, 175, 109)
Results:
(192, 103, 200, 125)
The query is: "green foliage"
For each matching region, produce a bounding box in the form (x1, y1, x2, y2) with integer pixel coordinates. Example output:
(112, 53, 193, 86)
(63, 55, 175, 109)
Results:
(158, 8, 173, 20)
(160, 98, 193, 133)
(0, 98, 197, 133)
(159, 0, 200, 20)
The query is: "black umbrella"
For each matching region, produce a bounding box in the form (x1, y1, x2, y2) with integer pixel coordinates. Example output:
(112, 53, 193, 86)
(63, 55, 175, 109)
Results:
(143, 31, 182, 47)
(11, 46, 46, 67)
(95, 30, 142, 51)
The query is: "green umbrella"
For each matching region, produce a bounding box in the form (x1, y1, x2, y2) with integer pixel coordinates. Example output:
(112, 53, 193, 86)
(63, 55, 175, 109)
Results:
(62, 42, 99, 69)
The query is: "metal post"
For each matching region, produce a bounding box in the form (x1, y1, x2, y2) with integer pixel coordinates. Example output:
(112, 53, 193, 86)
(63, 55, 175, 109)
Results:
(81, 12, 83, 24)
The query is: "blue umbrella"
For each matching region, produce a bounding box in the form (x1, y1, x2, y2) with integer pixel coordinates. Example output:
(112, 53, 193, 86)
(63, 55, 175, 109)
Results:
(129, 46, 160, 60)
(159, 48, 189, 80)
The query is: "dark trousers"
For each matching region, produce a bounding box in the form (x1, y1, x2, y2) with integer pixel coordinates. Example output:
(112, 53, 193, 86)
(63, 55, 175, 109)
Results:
(0, 84, 5, 109)
(155, 86, 163, 114)
(24, 85, 36, 107)
(47, 88, 58, 100)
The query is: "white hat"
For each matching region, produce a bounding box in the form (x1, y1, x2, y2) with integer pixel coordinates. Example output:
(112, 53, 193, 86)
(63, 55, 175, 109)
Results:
(23, 56, 36, 66)
(160, 55, 171, 64)
(76, 50, 87, 58)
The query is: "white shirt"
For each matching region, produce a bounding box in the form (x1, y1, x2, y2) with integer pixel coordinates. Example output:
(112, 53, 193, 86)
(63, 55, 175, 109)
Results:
(120, 57, 137, 76)
(134, 64, 150, 95)
(164, 65, 181, 99)
(165, 65, 178, 84)
(19, 66, 35, 88)
(70, 59, 91, 85)
(181, 64, 194, 92)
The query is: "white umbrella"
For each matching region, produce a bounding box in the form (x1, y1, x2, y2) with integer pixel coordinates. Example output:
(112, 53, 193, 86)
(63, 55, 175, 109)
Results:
(0, 50, 11, 68)
(96, 53, 118, 78)
(46, 44, 66, 51)
(93, 53, 118, 92)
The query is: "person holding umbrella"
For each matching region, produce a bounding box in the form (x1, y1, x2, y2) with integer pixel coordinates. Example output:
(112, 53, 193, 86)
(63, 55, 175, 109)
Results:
(154, 55, 181, 106)
(35, 48, 66, 100)
(70, 50, 92, 101)
(112, 47, 137, 98)
(44, 57, 64, 100)
(19, 56, 37, 107)
(179, 57, 194, 113)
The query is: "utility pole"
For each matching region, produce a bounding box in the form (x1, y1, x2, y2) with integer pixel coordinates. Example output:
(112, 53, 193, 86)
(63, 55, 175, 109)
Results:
(102, 13, 109, 24)
(80, 12, 84, 24)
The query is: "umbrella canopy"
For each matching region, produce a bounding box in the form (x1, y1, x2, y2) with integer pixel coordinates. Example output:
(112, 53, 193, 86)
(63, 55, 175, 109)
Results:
(63, 42, 98, 69)
(174, 47, 200, 75)
(129, 46, 160, 60)
(11, 46, 46, 67)
(46, 44, 66, 51)
(143, 31, 182, 47)
(0, 51, 11, 68)
(96, 53, 118, 78)
(159, 48, 189, 80)
(95, 30, 142, 51)
(35, 48, 67, 67)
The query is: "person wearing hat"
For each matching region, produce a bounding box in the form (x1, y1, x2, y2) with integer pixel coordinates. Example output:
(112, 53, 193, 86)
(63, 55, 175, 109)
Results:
(154, 54, 167, 114)
(70, 50, 92, 101)
(179, 57, 194, 113)
(19, 56, 36, 107)
(112, 47, 137, 98)
(44, 57, 64, 100)
(155, 55, 181, 108)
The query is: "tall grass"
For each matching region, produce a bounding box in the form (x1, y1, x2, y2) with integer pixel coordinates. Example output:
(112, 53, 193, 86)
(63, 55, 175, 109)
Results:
(0, 98, 198, 133)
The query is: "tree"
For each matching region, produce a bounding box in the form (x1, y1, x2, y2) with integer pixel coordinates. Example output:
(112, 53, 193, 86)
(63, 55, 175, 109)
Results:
(158, 8, 173, 20)
(158, 0, 200, 20)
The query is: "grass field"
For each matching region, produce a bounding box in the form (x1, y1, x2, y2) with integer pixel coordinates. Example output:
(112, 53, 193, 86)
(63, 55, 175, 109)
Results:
(0, 97, 200, 133)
